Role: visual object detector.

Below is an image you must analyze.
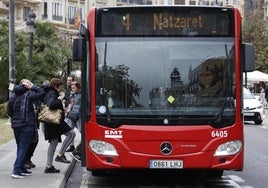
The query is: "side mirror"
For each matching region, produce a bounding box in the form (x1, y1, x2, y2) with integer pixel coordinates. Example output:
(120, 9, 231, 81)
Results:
(242, 43, 255, 72)
(72, 38, 87, 62)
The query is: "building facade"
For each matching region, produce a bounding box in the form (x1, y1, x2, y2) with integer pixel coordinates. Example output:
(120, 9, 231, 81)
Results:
(0, 0, 263, 42)
(0, 0, 246, 25)
(0, 1, 8, 17)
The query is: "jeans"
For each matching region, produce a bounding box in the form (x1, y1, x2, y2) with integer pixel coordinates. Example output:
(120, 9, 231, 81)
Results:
(65, 117, 81, 131)
(13, 126, 34, 174)
(24, 129, 39, 161)
(65, 117, 80, 146)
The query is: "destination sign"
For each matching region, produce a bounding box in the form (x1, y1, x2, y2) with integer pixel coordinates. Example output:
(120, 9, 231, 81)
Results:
(96, 7, 234, 37)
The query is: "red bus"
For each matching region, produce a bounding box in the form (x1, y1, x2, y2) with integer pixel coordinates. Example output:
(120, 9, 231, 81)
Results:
(73, 6, 255, 177)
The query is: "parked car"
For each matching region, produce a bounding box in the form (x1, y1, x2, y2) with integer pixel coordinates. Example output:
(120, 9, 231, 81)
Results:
(243, 87, 265, 125)
(253, 93, 261, 101)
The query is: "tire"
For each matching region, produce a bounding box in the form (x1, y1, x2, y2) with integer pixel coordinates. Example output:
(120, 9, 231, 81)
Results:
(254, 120, 263, 125)
(91, 170, 106, 176)
(207, 170, 224, 178)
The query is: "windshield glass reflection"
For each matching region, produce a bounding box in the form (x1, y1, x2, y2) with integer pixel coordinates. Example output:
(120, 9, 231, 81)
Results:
(95, 37, 235, 126)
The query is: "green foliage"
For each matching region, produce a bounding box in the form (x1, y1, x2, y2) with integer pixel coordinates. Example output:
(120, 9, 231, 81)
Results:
(0, 20, 72, 102)
(242, 11, 268, 73)
(0, 20, 10, 102)
(0, 102, 8, 118)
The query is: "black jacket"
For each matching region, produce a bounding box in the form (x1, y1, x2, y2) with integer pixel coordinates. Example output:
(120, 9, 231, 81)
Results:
(7, 84, 45, 129)
(43, 87, 71, 142)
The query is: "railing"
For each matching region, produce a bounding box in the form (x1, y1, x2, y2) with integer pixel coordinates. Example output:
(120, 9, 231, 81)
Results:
(52, 15, 63, 21)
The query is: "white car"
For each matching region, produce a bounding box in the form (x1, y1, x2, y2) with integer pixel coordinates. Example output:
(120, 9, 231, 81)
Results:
(243, 87, 265, 124)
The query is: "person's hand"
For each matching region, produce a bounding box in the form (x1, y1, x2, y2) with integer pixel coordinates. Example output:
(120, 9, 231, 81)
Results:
(58, 95, 64, 100)
(23, 83, 32, 90)
(70, 99, 74, 105)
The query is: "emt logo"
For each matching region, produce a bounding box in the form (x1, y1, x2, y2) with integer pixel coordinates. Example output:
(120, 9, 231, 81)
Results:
(104, 130, 123, 138)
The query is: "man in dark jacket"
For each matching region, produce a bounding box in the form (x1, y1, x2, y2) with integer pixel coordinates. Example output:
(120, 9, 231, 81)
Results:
(7, 79, 45, 179)
(24, 80, 50, 169)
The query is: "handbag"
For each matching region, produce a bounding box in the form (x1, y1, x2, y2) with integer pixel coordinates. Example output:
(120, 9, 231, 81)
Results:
(67, 110, 78, 120)
(38, 104, 62, 124)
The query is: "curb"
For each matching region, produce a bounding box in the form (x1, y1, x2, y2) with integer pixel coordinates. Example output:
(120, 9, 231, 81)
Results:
(60, 159, 77, 188)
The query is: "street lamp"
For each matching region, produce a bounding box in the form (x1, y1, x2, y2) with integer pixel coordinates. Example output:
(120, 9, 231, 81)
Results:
(26, 10, 36, 68)
(9, 0, 15, 94)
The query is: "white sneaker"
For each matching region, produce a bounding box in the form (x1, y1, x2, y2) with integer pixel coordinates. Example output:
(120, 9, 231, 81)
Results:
(11, 173, 25, 179)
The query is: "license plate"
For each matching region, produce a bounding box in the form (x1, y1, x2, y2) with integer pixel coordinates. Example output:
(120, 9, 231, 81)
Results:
(149, 160, 183, 169)
(244, 112, 254, 116)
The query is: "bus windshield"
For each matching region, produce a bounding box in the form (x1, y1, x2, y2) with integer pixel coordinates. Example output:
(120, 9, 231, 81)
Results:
(95, 37, 235, 127)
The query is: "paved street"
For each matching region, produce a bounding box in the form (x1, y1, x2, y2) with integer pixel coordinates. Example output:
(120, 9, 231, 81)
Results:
(67, 111, 268, 188)
(0, 122, 80, 188)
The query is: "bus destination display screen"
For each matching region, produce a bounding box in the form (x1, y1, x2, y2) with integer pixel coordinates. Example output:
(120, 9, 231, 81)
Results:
(96, 7, 234, 37)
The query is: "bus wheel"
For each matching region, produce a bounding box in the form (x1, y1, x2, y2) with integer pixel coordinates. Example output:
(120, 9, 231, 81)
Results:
(206, 170, 224, 178)
(91, 170, 106, 176)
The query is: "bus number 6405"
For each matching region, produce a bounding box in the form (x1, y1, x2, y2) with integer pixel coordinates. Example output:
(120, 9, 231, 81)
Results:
(211, 130, 228, 138)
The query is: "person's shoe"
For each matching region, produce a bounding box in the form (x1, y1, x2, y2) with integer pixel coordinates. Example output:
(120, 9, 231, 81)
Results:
(21, 169, 32, 176)
(25, 160, 36, 168)
(24, 164, 31, 169)
(66, 145, 75, 152)
(44, 166, 60, 173)
(55, 155, 70, 163)
(11, 173, 24, 179)
(70, 151, 82, 162)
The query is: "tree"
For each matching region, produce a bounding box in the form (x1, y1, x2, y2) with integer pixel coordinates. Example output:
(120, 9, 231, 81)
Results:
(0, 20, 9, 102)
(31, 22, 72, 84)
(0, 20, 72, 102)
(242, 10, 268, 73)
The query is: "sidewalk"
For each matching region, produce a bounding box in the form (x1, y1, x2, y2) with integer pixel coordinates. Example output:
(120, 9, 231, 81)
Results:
(0, 122, 80, 188)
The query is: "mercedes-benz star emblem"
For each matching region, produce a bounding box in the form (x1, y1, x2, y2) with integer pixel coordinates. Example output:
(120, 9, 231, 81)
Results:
(160, 142, 172, 155)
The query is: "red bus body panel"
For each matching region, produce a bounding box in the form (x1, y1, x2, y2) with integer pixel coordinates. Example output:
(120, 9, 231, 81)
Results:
(84, 122, 243, 170)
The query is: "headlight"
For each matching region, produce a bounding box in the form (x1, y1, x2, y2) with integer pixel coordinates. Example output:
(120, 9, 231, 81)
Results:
(89, 140, 118, 156)
(214, 140, 242, 156)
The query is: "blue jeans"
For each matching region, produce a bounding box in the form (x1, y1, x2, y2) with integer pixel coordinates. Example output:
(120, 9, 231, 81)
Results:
(65, 117, 81, 132)
(13, 126, 34, 174)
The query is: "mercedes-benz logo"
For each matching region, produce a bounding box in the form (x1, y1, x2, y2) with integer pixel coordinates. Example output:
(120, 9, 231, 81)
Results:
(160, 142, 172, 155)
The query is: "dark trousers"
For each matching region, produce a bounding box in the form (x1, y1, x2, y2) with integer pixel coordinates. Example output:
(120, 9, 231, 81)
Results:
(24, 142, 38, 161)
(24, 130, 39, 162)
(13, 126, 34, 174)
